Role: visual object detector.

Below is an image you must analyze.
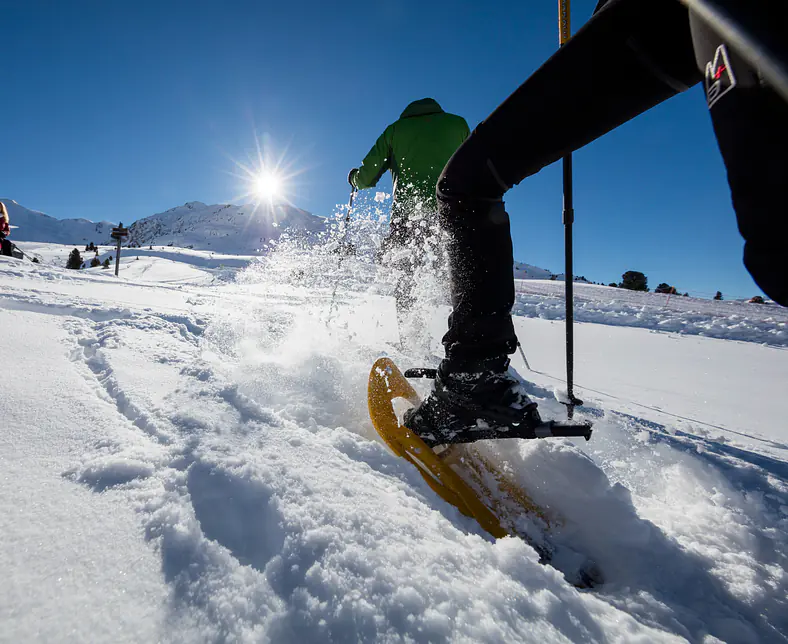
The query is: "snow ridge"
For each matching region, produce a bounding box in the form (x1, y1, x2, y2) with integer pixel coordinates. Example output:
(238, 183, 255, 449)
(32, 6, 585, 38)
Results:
(127, 201, 327, 253)
(0, 198, 116, 245)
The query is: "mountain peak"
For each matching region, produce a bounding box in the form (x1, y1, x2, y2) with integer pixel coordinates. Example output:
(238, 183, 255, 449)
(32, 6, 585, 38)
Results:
(0, 199, 325, 252)
(127, 201, 326, 252)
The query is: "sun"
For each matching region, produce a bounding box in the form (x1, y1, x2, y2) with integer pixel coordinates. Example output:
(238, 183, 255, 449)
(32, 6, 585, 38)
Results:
(254, 171, 282, 200)
(226, 132, 307, 208)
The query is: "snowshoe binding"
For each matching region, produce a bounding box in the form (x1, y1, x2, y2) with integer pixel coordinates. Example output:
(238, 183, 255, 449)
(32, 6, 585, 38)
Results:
(403, 358, 592, 447)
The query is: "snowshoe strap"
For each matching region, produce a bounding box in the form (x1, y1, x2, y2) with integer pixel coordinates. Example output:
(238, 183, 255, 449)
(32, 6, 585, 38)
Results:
(432, 373, 541, 428)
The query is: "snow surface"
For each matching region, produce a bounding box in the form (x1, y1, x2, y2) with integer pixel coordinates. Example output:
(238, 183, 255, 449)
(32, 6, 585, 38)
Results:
(1, 242, 786, 643)
(515, 280, 788, 347)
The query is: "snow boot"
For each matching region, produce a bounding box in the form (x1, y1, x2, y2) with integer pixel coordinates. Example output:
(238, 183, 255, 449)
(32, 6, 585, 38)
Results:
(403, 356, 544, 447)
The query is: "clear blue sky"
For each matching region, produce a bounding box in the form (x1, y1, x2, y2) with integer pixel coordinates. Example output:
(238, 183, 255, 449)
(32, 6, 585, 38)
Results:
(1, 0, 761, 298)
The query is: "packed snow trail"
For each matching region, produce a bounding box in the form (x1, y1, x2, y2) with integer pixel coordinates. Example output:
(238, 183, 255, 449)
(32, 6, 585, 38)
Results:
(1, 248, 787, 643)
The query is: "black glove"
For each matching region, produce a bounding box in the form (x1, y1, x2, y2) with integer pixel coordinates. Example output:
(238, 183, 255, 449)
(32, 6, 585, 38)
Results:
(348, 168, 359, 188)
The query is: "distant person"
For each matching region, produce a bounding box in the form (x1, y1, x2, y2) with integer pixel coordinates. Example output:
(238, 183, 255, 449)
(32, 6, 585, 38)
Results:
(0, 202, 12, 257)
(348, 98, 470, 338)
(404, 0, 788, 444)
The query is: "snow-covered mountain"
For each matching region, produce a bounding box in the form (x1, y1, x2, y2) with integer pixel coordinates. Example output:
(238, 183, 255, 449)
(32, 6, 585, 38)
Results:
(514, 261, 553, 280)
(127, 201, 327, 252)
(514, 261, 591, 283)
(0, 198, 327, 254)
(0, 199, 116, 245)
(4, 198, 586, 279)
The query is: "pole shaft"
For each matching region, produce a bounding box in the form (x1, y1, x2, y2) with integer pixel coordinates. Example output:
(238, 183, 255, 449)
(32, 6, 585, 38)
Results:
(559, 0, 578, 418)
(115, 238, 121, 276)
(559, 0, 571, 45)
(563, 155, 575, 416)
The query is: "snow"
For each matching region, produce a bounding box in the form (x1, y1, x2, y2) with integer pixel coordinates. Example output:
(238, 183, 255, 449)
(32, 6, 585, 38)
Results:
(1, 243, 786, 643)
(514, 261, 554, 280)
(515, 279, 788, 346)
(126, 201, 326, 253)
(0, 309, 168, 643)
(0, 199, 116, 245)
(0, 198, 327, 256)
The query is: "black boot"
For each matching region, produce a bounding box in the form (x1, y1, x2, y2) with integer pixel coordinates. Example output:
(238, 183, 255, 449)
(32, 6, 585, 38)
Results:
(403, 356, 543, 447)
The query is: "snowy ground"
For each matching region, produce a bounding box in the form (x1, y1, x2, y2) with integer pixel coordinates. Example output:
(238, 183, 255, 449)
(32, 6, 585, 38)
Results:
(1, 244, 786, 643)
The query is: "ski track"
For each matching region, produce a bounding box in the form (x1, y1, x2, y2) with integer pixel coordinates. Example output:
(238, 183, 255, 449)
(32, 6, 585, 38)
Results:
(1, 251, 787, 643)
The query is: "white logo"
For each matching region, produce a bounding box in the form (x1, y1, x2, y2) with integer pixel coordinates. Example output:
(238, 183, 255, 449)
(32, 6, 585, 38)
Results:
(705, 44, 737, 108)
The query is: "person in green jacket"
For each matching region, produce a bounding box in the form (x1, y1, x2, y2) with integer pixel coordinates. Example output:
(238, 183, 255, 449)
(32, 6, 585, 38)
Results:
(348, 98, 470, 338)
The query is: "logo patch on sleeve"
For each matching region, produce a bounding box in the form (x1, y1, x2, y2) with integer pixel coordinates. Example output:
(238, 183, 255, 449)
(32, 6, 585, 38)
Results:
(705, 44, 737, 108)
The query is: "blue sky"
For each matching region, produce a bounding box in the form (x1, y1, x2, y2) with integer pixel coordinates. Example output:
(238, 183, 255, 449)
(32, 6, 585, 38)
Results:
(1, 0, 760, 298)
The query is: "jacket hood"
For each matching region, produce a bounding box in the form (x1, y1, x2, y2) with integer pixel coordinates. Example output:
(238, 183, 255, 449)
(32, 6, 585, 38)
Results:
(400, 98, 444, 119)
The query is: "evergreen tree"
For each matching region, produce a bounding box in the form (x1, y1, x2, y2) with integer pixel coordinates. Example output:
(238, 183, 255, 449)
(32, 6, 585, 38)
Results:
(608, 282, 617, 288)
(32, 257, 40, 264)
(102, 258, 110, 269)
(620, 271, 648, 291)
(90, 255, 101, 268)
(714, 291, 723, 300)
(66, 248, 83, 270)
(655, 283, 677, 294)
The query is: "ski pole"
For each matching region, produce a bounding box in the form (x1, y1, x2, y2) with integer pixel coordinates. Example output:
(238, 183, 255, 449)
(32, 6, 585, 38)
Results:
(326, 187, 357, 326)
(10, 243, 39, 263)
(559, 0, 583, 419)
(517, 341, 532, 372)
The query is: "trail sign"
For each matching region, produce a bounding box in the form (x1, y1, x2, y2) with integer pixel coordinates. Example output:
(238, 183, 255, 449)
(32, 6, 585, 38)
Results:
(111, 222, 129, 276)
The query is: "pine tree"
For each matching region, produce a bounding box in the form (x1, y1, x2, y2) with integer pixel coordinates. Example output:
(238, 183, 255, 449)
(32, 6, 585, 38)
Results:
(90, 255, 101, 268)
(102, 258, 110, 269)
(714, 291, 723, 300)
(655, 283, 677, 294)
(620, 271, 648, 291)
(66, 248, 83, 270)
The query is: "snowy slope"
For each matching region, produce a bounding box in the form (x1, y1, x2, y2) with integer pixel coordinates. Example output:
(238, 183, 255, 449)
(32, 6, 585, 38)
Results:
(514, 279, 788, 346)
(127, 201, 327, 252)
(0, 198, 115, 245)
(0, 198, 327, 256)
(514, 261, 590, 283)
(514, 261, 554, 280)
(1, 245, 787, 643)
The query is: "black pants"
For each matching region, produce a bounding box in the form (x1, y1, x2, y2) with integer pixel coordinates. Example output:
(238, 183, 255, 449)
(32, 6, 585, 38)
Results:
(437, 0, 788, 364)
(0, 236, 12, 257)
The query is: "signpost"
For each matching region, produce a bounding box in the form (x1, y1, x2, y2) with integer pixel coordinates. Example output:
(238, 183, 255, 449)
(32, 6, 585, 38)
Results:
(110, 223, 129, 276)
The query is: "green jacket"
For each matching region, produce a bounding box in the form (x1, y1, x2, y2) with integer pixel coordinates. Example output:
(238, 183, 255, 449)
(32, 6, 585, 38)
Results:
(352, 98, 470, 211)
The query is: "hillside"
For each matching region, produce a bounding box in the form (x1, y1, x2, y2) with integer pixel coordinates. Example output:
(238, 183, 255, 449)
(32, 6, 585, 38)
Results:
(0, 199, 327, 254)
(1, 199, 115, 245)
(126, 201, 327, 252)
